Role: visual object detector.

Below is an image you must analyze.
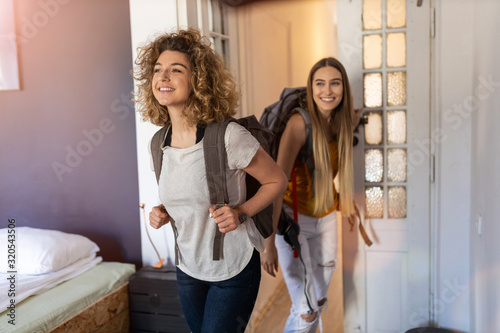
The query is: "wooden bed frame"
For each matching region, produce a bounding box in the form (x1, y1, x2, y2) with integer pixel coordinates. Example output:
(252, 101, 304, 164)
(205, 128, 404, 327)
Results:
(49, 283, 130, 333)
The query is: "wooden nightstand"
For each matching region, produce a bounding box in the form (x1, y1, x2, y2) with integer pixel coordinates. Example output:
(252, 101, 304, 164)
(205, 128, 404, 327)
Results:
(128, 266, 190, 333)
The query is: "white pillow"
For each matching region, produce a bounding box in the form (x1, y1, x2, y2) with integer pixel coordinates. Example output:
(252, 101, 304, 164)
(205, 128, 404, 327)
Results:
(0, 227, 100, 275)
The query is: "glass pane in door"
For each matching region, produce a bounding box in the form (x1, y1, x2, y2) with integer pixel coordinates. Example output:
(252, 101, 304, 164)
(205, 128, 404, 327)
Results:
(364, 34, 383, 69)
(366, 186, 384, 218)
(387, 71, 406, 106)
(388, 186, 406, 218)
(365, 149, 384, 182)
(363, 0, 382, 30)
(387, 110, 406, 144)
(387, 32, 406, 68)
(387, 148, 407, 182)
(365, 111, 383, 145)
(364, 73, 383, 107)
(387, 0, 406, 28)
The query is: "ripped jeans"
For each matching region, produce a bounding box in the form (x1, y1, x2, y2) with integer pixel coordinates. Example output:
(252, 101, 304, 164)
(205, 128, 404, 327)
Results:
(276, 206, 338, 333)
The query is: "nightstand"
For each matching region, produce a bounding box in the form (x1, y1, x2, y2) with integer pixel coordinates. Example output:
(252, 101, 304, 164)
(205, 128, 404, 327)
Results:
(128, 266, 190, 332)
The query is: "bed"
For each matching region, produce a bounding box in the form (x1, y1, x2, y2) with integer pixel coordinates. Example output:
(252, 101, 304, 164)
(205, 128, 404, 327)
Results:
(0, 227, 135, 333)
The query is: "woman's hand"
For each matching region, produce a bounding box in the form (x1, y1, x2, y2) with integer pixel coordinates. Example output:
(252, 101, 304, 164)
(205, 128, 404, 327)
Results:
(149, 204, 170, 229)
(261, 239, 279, 277)
(209, 204, 240, 233)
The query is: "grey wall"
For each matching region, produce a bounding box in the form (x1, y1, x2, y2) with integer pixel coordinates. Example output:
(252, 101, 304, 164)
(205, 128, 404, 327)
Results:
(0, 0, 141, 266)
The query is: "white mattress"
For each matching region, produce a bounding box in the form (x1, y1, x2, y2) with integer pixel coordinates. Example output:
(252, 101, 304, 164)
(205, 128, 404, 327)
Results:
(0, 261, 135, 333)
(0, 255, 102, 310)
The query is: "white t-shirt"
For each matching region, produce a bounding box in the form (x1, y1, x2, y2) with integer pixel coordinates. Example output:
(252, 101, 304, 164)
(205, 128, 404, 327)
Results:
(154, 122, 264, 281)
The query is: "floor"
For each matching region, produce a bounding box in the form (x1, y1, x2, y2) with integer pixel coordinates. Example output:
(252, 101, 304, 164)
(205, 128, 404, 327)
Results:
(251, 268, 344, 333)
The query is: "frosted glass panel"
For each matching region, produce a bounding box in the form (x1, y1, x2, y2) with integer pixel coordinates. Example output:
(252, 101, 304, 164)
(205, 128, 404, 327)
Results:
(387, 0, 406, 28)
(387, 149, 407, 182)
(364, 73, 383, 107)
(365, 149, 384, 182)
(365, 112, 383, 145)
(388, 186, 406, 218)
(387, 71, 406, 106)
(364, 34, 382, 69)
(387, 33, 406, 68)
(363, 0, 382, 30)
(366, 186, 384, 218)
(387, 110, 406, 144)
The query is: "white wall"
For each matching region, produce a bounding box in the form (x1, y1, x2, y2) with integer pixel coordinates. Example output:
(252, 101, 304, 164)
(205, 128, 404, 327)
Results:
(434, 0, 500, 331)
(469, 1, 500, 332)
(433, 0, 472, 330)
(129, 0, 179, 268)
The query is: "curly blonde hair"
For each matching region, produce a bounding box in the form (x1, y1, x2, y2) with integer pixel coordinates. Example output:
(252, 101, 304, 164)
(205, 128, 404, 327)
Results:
(133, 28, 239, 127)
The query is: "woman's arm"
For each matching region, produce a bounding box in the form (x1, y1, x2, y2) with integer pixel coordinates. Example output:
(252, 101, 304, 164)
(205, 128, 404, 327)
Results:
(240, 146, 289, 217)
(209, 146, 288, 232)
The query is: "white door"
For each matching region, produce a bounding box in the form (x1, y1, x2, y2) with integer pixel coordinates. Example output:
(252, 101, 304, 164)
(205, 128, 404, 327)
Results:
(338, 1, 431, 332)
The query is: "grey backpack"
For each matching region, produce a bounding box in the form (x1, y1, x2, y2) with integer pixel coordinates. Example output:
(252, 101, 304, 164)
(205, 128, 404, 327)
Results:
(259, 87, 313, 168)
(151, 115, 274, 261)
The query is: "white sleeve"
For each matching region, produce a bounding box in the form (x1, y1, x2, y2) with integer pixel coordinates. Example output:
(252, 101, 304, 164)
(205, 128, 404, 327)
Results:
(224, 122, 260, 170)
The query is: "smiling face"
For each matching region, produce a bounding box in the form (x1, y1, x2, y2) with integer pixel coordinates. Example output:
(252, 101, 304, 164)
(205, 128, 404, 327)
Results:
(311, 66, 344, 118)
(152, 50, 192, 111)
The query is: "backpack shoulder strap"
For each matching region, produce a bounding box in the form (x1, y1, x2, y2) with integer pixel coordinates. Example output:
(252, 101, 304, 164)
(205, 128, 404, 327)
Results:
(293, 107, 315, 194)
(203, 118, 235, 261)
(203, 119, 235, 208)
(294, 107, 312, 161)
(151, 124, 184, 265)
(151, 125, 170, 183)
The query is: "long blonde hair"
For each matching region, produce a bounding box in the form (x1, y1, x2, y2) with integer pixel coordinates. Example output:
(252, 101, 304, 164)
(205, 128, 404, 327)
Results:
(306, 57, 355, 216)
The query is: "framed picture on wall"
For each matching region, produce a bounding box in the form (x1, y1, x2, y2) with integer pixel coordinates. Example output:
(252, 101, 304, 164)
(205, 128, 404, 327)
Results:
(0, 0, 20, 91)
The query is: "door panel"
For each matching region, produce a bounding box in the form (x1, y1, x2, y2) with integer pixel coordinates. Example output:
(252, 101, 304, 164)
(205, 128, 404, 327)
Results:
(366, 251, 408, 331)
(237, 4, 291, 119)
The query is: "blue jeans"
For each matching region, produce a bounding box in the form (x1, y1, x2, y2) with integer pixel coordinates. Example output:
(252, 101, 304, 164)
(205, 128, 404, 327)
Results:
(176, 249, 261, 333)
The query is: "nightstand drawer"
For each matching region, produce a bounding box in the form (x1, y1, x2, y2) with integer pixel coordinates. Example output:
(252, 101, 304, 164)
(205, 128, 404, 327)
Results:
(130, 313, 189, 332)
(129, 267, 189, 333)
(129, 294, 183, 315)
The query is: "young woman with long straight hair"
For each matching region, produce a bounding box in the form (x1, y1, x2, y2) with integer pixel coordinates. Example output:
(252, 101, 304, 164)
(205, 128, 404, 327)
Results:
(261, 57, 357, 332)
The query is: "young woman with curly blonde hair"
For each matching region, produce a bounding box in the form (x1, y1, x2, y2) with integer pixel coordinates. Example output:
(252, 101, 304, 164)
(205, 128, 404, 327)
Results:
(134, 28, 287, 333)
